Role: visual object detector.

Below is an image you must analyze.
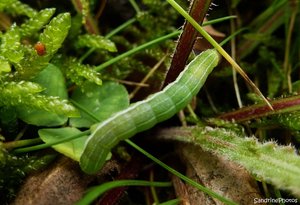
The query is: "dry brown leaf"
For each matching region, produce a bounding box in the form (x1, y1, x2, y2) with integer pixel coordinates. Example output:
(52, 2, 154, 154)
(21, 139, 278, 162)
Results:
(178, 144, 264, 205)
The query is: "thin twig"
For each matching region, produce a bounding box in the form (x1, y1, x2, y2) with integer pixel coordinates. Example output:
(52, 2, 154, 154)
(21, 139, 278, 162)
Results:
(129, 54, 168, 99)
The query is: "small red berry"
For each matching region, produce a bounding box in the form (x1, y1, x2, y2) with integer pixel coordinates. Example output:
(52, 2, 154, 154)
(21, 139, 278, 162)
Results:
(34, 42, 46, 56)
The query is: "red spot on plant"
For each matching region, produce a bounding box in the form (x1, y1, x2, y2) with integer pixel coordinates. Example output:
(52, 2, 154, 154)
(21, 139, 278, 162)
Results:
(34, 42, 46, 56)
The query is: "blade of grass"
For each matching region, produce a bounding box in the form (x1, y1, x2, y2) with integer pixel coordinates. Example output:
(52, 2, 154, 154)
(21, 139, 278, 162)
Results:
(94, 30, 181, 71)
(166, 0, 273, 110)
(93, 16, 236, 72)
(159, 198, 181, 205)
(129, 0, 140, 13)
(125, 139, 238, 205)
(79, 18, 137, 62)
(238, 0, 289, 58)
(3, 138, 42, 150)
(162, 0, 212, 87)
(283, 0, 298, 92)
(13, 130, 91, 153)
(75, 180, 172, 205)
(229, 7, 243, 108)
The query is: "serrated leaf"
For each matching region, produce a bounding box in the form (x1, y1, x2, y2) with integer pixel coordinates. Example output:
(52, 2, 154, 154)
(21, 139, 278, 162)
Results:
(0, 56, 11, 73)
(39, 127, 88, 161)
(0, 24, 23, 63)
(40, 13, 71, 55)
(15, 13, 71, 80)
(70, 82, 129, 128)
(0, 0, 16, 10)
(0, 81, 43, 99)
(63, 57, 102, 86)
(272, 111, 300, 130)
(76, 34, 117, 52)
(78, 0, 89, 24)
(4, 0, 37, 17)
(189, 126, 300, 197)
(20, 8, 56, 37)
(17, 64, 79, 126)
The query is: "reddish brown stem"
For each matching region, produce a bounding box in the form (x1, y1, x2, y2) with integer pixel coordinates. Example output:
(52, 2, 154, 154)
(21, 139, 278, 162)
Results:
(71, 0, 100, 34)
(218, 95, 300, 122)
(162, 0, 212, 88)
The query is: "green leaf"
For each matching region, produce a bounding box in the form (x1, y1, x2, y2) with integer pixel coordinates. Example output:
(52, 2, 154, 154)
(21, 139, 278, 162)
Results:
(180, 126, 300, 197)
(0, 56, 11, 73)
(4, 0, 37, 17)
(39, 12, 71, 56)
(14, 12, 71, 80)
(0, 0, 15, 10)
(0, 81, 44, 106)
(34, 64, 68, 98)
(63, 57, 102, 86)
(70, 82, 129, 128)
(76, 34, 117, 52)
(17, 64, 79, 126)
(20, 8, 56, 37)
(39, 127, 88, 161)
(0, 24, 23, 63)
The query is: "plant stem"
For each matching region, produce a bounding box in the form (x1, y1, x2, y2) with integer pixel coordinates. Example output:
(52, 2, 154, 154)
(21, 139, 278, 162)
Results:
(218, 94, 300, 122)
(229, 6, 243, 108)
(166, 0, 273, 110)
(4, 138, 42, 150)
(70, 99, 100, 122)
(87, 16, 233, 68)
(283, 0, 298, 92)
(13, 130, 91, 153)
(79, 18, 137, 62)
(105, 18, 137, 39)
(71, 0, 99, 34)
(129, 0, 141, 13)
(162, 0, 211, 87)
(94, 30, 181, 71)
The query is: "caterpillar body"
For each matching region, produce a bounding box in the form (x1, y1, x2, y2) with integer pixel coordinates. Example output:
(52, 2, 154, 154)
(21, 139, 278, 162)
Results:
(80, 49, 220, 174)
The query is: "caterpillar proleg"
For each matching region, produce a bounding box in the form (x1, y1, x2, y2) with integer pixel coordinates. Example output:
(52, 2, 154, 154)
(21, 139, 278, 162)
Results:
(80, 49, 220, 174)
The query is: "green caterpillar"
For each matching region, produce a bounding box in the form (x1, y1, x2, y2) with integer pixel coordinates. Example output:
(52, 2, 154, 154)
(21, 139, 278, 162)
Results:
(80, 49, 220, 174)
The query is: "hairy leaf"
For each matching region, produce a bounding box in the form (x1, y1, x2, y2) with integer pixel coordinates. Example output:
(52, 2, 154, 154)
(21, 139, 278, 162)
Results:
(4, 0, 37, 17)
(15, 12, 71, 80)
(0, 80, 77, 124)
(78, 0, 89, 24)
(76, 34, 117, 52)
(20, 8, 56, 37)
(17, 64, 79, 126)
(16, 95, 78, 124)
(190, 126, 300, 197)
(0, 24, 23, 63)
(63, 57, 102, 86)
(0, 81, 43, 99)
(0, 56, 11, 73)
(39, 12, 71, 55)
